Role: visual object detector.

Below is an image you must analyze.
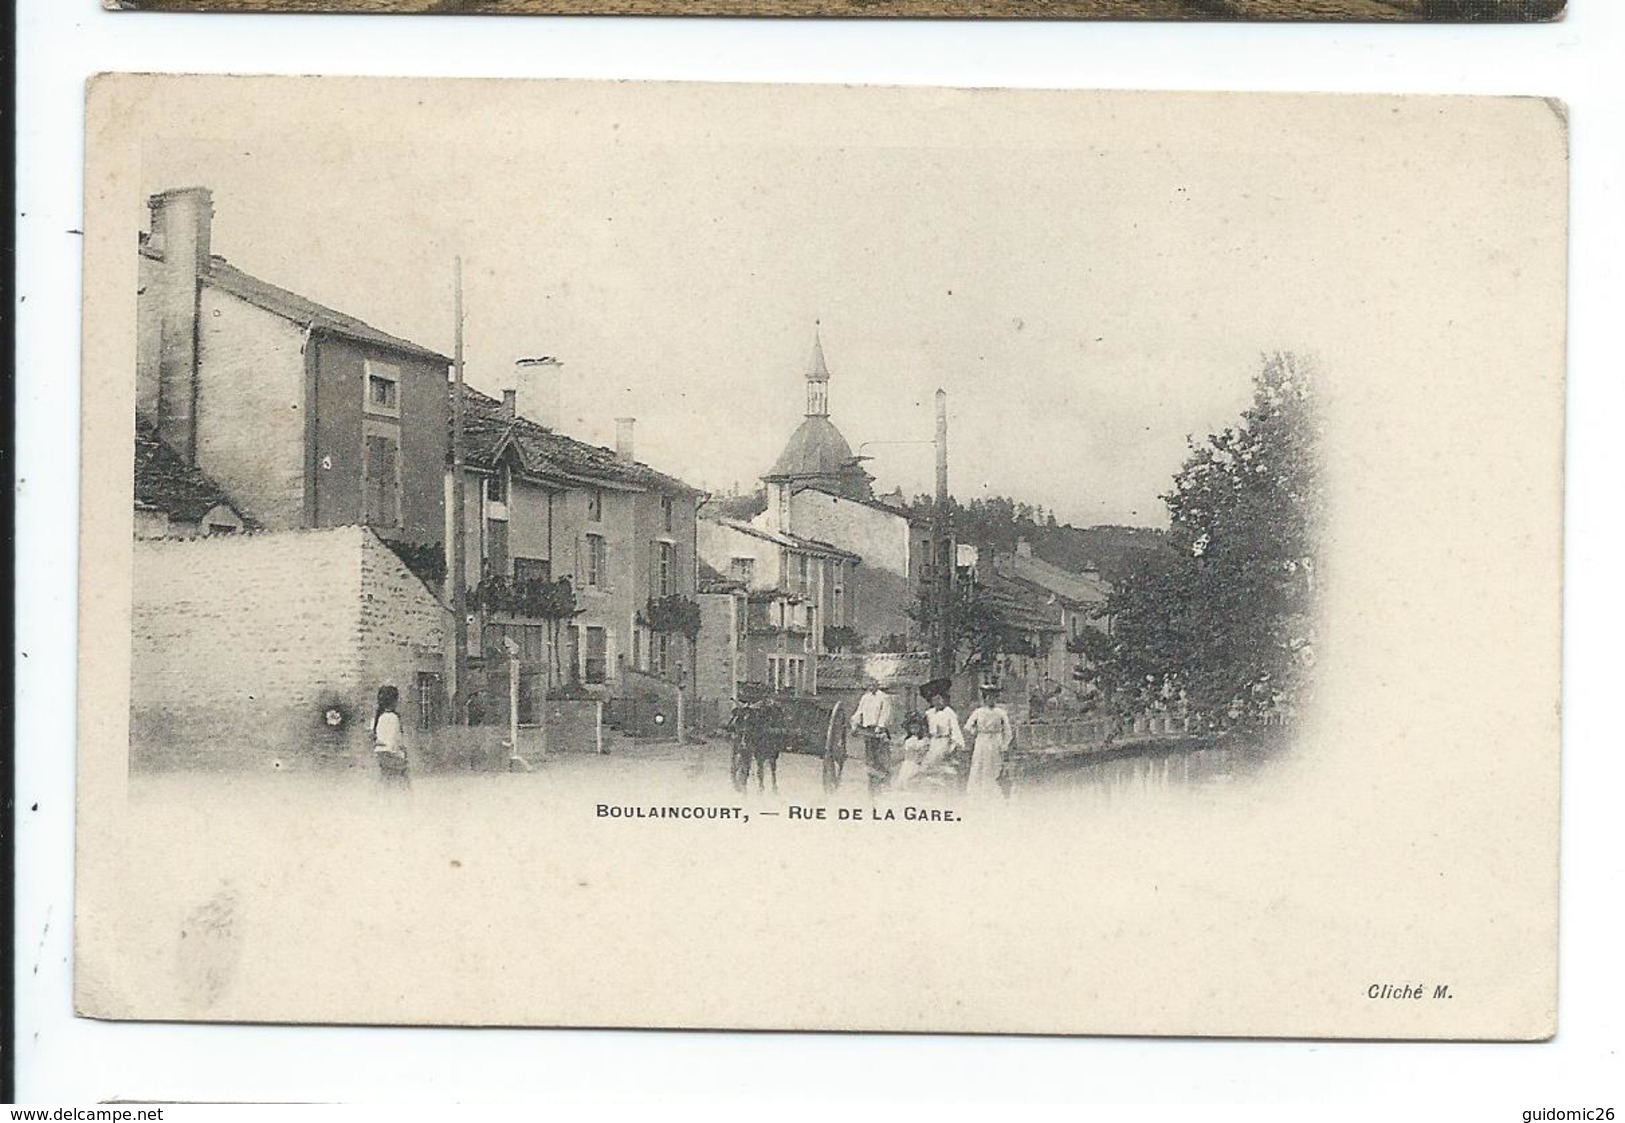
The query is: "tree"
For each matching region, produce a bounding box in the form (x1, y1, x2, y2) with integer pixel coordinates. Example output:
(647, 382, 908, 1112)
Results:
(1099, 352, 1322, 724)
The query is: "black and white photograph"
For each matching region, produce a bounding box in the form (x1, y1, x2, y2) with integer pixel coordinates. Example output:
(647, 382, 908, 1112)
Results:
(73, 75, 1564, 1041)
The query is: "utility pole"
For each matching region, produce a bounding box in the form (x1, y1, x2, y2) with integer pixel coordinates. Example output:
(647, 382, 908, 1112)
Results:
(450, 256, 469, 724)
(933, 388, 954, 679)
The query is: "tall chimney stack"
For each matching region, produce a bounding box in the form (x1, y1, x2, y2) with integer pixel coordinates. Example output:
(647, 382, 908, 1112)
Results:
(615, 418, 636, 464)
(144, 186, 213, 464)
(514, 356, 562, 429)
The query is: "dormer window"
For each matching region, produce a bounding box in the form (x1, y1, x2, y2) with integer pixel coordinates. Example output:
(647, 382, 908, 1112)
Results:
(363, 360, 401, 418)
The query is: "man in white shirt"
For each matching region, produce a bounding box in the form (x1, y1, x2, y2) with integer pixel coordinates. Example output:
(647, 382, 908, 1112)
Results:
(850, 679, 895, 795)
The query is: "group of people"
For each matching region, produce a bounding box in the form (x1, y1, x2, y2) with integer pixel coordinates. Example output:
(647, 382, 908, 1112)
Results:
(850, 676, 1017, 800)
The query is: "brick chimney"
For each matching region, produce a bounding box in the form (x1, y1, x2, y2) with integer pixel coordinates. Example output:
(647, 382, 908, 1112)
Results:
(615, 417, 635, 464)
(142, 187, 213, 464)
(514, 356, 561, 429)
(502, 388, 518, 420)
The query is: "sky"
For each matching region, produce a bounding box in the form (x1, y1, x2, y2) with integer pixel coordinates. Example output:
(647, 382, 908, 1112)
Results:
(131, 80, 1547, 528)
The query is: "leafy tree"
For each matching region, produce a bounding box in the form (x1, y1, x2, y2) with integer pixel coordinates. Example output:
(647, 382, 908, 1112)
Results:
(1098, 352, 1322, 724)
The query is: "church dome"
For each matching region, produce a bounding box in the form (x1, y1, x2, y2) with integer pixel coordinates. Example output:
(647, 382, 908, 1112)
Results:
(768, 416, 856, 480)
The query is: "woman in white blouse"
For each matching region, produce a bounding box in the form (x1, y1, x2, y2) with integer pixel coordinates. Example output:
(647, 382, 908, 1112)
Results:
(918, 679, 965, 777)
(373, 685, 410, 788)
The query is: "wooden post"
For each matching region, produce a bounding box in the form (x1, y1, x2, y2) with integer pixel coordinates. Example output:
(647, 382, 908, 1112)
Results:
(932, 388, 953, 679)
(508, 643, 520, 766)
(595, 700, 605, 755)
(676, 677, 686, 745)
(450, 257, 469, 724)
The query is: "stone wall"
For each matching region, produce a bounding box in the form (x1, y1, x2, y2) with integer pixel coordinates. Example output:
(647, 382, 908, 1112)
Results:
(130, 526, 448, 771)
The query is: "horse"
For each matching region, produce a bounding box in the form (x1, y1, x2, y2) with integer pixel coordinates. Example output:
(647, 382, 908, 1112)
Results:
(725, 698, 784, 794)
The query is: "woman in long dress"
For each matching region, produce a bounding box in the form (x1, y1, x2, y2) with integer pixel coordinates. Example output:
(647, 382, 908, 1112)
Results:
(919, 680, 965, 778)
(963, 684, 1015, 800)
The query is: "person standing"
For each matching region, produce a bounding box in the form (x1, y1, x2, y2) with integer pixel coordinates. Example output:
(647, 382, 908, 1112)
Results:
(850, 678, 895, 795)
(918, 678, 965, 778)
(891, 711, 931, 791)
(373, 685, 410, 789)
(963, 682, 1016, 801)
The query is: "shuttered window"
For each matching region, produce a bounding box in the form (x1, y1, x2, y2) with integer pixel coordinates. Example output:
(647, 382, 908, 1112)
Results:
(363, 432, 401, 529)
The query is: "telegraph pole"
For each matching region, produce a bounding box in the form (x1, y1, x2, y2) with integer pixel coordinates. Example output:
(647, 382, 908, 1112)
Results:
(450, 257, 469, 724)
(933, 388, 954, 679)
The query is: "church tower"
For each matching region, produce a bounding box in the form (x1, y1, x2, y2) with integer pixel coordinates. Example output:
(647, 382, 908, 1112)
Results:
(806, 327, 830, 417)
(762, 325, 874, 513)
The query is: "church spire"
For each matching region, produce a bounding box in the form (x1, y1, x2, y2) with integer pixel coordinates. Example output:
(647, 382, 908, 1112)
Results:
(806, 322, 830, 417)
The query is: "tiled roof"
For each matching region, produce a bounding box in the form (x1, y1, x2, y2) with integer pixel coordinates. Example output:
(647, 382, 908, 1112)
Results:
(1000, 551, 1110, 607)
(133, 415, 253, 526)
(141, 238, 450, 365)
(205, 260, 451, 365)
(701, 514, 863, 562)
(983, 571, 1065, 633)
(698, 560, 745, 594)
(454, 385, 702, 496)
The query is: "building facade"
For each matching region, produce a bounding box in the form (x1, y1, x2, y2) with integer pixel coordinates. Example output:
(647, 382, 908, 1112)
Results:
(753, 329, 937, 647)
(449, 375, 702, 721)
(137, 187, 450, 551)
(696, 513, 859, 695)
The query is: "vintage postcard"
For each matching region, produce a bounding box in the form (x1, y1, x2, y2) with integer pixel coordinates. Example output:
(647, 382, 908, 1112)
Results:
(103, 0, 1567, 21)
(79, 75, 1564, 1038)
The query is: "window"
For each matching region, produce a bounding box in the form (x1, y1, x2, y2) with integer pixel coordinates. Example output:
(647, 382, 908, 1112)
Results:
(485, 518, 509, 578)
(652, 631, 670, 677)
(796, 554, 810, 595)
(415, 672, 443, 731)
(730, 557, 755, 586)
(662, 495, 675, 533)
(587, 489, 603, 522)
(584, 533, 606, 587)
(485, 473, 507, 504)
(656, 541, 676, 597)
(514, 557, 551, 585)
(584, 627, 607, 685)
(362, 431, 402, 528)
(363, 360, 401, 418)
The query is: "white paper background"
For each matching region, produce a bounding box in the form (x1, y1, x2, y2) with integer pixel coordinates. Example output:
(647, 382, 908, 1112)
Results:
(15, 0, 1625, 1105)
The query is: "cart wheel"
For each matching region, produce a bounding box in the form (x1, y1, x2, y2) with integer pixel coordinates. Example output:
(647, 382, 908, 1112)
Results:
(822, 702, 847, 794)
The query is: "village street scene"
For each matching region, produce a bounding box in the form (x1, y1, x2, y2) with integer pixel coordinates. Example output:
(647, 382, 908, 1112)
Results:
(127, 105, 1321, 817)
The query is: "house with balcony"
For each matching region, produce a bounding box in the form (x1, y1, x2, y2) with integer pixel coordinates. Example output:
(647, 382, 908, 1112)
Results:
(448, 369, 702, 723)
(696, 512, 859, 696)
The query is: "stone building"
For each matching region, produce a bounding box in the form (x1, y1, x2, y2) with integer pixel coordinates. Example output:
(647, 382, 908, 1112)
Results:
(137, 186, 450, 551)
(448, 364, 703, 720)
(696, 513, 859, 695)
(753, 329, 938, 645)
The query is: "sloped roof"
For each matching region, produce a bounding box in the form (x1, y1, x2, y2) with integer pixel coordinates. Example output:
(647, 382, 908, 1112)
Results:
(698, 560, 745, 595)
(141, 238, 450, 365)
(1001, 551, 1110, 606)
(134, 415, 253, 526)
(983, 571, 1065, 633)
(702, 514, 863, 563)
(455, 385, 702, 496)
(791, 481, 925, 526)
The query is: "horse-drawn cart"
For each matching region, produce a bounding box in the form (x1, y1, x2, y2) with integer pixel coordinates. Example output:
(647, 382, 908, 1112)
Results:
(726, 690, 850, 794)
